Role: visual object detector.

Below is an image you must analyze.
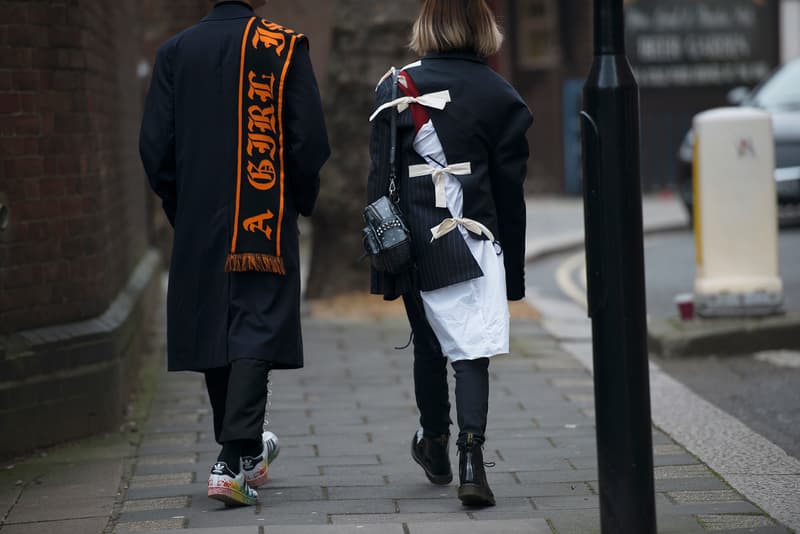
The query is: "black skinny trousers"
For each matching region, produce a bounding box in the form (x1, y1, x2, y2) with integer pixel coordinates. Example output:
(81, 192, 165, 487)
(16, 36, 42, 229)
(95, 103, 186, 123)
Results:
(204, 359, 270, 445)
(402, 291, 490, 446)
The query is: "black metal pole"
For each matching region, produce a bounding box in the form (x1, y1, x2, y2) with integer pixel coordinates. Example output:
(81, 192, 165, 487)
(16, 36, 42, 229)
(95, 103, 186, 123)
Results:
(580, 0, 657, 533)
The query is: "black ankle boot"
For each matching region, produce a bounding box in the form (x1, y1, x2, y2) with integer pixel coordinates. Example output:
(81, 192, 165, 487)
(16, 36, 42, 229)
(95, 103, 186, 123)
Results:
(411, 430, 453, 485)
(457, 434, 495, 506)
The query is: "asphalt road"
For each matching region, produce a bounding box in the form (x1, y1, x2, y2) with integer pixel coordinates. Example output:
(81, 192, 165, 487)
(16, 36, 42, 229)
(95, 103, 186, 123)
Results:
(526, 227, 800, 460)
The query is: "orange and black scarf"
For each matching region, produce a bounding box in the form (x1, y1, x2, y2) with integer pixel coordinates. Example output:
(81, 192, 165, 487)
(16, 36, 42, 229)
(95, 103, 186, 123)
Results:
(225, 18, 303, 274)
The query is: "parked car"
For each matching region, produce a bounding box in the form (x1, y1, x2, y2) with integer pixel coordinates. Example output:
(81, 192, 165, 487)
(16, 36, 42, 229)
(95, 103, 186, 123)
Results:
(676, 58, 800, 222)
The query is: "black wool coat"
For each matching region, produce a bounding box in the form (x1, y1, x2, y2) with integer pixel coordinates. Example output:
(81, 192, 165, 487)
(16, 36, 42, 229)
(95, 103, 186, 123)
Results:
(140, 1, 330, 372)
(368, 51, 532, 301)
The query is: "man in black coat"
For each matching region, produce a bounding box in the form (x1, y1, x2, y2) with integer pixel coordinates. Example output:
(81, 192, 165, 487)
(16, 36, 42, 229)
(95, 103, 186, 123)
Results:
(140, 0, 329, 506)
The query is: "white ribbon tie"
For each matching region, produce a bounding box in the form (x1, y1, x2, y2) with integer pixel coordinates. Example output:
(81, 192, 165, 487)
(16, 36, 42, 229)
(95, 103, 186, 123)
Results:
(408, 162, 471, 208)
(375, 61, 422, 90)
(369, 90, 452, 122)
(430, 217, 495, 243)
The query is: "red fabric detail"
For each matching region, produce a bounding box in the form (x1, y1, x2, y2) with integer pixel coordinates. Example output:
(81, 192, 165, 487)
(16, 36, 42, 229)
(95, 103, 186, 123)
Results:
(398, 70, 429, 134)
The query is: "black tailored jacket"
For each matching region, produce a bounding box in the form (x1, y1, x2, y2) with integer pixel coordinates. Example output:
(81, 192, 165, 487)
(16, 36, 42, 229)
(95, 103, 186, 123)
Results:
(140, 1, 330, 371)
(367, 51, 532, 301)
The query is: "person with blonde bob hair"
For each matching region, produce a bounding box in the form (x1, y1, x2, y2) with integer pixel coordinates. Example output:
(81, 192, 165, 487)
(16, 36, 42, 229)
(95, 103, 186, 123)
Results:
(410, 0, 504, 57)
(367, 0, 532, 507)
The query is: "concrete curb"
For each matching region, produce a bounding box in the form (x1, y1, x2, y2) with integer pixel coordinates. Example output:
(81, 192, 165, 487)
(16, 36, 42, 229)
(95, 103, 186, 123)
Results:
(648, 312, 800, 358)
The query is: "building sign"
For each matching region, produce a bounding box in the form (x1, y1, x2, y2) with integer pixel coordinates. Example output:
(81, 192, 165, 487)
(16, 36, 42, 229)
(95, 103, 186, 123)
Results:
(625, 0, 779, 88)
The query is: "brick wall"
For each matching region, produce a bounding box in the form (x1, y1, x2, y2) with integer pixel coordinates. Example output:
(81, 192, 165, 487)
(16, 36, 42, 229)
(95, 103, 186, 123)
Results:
(0, 0, 151, 334)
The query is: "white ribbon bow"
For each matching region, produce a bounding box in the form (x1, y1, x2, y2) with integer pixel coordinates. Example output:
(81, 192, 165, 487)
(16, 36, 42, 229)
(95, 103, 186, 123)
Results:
(375, 61, 422, 90)
(408, 162, 471, 208)
(430, 217, 495, 243)
(369, 90, 452, 122)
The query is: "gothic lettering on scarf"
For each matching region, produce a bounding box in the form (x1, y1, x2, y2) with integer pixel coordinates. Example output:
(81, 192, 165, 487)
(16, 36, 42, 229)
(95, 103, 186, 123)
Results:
(242, 31, 285, 240)
(247, 159, 277, 190)
(248, 105, 277, 134)
(248, 71, 275, 103)
(252, 20, 297, 56)
(252, 27, 286, 55)
(243, 211, 275, 239)
(247, 133, 277, 158)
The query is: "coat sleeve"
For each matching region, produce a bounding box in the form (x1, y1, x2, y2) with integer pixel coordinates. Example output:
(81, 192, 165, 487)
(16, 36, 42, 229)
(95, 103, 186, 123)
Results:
(367, 79, 394, 203)
(490, 98, 533, 301)
(139, 43, 177, 227)
(284, 38, 330, 217)
(367, 79, 400, 298)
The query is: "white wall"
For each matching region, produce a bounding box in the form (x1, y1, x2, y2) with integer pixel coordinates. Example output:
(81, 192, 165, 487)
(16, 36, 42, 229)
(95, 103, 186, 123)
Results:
(781, 0, 800, 62)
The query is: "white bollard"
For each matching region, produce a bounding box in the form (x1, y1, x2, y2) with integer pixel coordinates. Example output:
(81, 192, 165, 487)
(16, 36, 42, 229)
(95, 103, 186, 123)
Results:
(692, 107, 783, 317)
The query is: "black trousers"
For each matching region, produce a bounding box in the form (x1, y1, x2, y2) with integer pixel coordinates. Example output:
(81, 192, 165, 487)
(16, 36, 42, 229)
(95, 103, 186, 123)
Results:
(204, 359, 270, 445)
(402, 291, 490, 446)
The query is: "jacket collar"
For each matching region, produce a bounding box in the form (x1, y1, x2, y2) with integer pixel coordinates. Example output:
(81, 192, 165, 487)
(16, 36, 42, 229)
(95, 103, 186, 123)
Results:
(423, 49, 487, 64)
(202, 1, 255, 21)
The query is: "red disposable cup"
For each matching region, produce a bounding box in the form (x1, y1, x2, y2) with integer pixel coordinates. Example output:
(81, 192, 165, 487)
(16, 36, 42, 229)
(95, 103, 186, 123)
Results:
(674, 293, 694, 321)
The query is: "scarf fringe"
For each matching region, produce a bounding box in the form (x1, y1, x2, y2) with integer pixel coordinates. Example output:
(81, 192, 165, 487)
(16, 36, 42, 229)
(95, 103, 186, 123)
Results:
(225, 253, 286, 275)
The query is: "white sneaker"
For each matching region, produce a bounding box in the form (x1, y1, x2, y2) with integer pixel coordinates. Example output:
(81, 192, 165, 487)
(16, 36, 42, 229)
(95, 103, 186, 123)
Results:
(242, 431, 280, 488)
(207, 461, 258, 506)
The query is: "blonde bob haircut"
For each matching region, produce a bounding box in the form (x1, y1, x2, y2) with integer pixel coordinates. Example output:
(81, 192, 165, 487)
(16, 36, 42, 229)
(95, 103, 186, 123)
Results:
(410, 0, 503, 58)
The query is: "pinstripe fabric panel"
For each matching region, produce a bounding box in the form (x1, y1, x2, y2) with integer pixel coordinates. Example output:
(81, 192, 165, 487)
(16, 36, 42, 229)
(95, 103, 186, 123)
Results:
(368, 81, 482, 295)
(403, 150, 483, 292)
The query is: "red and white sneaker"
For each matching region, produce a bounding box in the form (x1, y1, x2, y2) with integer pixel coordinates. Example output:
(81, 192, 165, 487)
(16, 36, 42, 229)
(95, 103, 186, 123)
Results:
(207, 461, 258, 507)
(242, 431, 280, 489)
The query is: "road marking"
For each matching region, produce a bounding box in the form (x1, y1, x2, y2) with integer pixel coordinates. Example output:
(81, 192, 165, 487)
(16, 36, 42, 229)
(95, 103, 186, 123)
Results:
(755, 350, 800, 368)
(555, 251, 588, 309)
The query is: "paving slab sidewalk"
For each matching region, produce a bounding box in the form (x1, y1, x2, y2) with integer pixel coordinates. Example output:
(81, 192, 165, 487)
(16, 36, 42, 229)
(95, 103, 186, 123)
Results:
(4, 294, 789, 533)
(113, 313, 792, 533)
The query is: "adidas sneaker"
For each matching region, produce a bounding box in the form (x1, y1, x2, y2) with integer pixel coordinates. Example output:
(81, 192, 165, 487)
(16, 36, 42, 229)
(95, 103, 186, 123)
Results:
(242, 430, 280, 488)
(207, 461, 258, 506)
